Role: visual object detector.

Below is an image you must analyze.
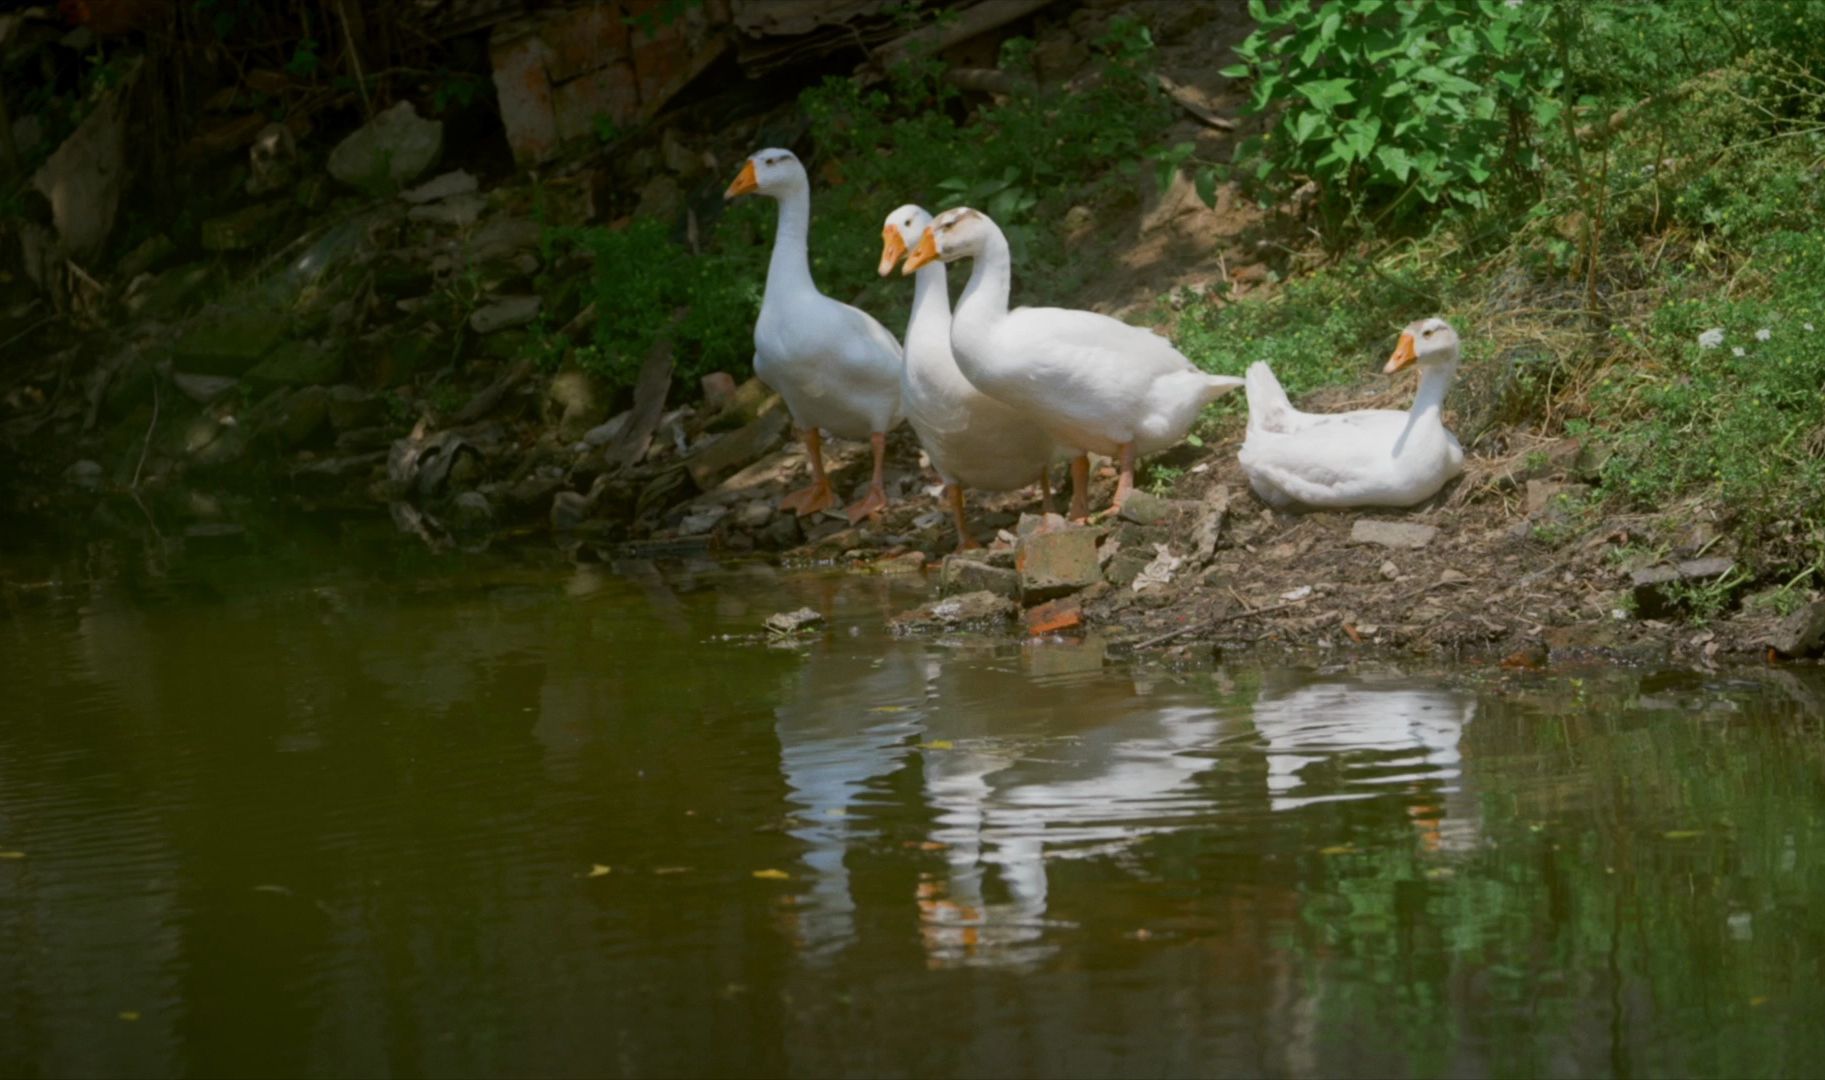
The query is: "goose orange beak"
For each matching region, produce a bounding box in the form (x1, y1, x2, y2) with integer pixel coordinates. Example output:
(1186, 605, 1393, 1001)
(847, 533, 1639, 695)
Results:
(878, 225, 907, 277)
(902, 230, 939, 274)
(1384, 332, 1417, 374)
(724, 160, 758, 200)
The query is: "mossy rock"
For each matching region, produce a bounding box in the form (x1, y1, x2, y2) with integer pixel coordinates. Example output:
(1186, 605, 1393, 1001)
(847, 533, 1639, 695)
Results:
(173, 311, 287, 375)
(244, 339, 347, 391)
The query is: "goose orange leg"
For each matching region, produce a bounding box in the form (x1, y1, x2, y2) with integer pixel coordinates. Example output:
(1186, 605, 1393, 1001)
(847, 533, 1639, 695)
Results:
(1038, 468, 1054, 516)
(844, 432, 890, 524)
(779, 428, 836, 517)
(1068, 454, 1090, 523)
(1111, 442, 1137, 513)
(946, 483, 981, 552)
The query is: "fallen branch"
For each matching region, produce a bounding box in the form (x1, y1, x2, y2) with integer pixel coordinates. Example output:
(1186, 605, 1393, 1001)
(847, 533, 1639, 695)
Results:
(1132, 595, 1311, 650)
(1155, 73, 1236, 131)
(877, 0, 1060, 70)
(452, 356, 533, 425)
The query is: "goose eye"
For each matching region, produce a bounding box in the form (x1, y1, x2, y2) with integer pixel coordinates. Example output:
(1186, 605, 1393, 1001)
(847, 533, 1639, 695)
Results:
(1422, 328, 1434, 337)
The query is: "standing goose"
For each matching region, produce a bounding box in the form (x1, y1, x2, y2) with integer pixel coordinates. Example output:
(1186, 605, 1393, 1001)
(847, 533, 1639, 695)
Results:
(725, 149, 904, 523)
(1238, 317, 1466, 509)
(903, 207, 1242, 517)
(878, 204, 1060, 550)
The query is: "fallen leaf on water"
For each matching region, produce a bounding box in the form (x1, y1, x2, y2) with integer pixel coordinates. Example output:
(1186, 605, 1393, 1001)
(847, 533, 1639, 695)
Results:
(118, 1011, 140, 1022)
(0, 851, 25, 859)
(921, 740, 954, 750)
(752, 869, 791, 880)
(870, 705, 909, 713)
(586, 864, 611, 878)
(1664, 830, 1704, 840)
(653, 866, 692, 875)
(1320, 844, 1355, 856)
(902, 840, 947, 851)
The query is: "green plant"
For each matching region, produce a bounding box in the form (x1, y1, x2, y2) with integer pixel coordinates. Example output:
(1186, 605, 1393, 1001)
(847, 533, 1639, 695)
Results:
(1220, 0, 1562, 228)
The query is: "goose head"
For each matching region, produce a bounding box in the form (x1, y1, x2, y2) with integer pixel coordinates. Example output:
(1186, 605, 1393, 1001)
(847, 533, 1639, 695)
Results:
(879, 204, 934, 277)
(1384, 317, 1461, 374)
(724, 148, 807, 201)
(902, 207, 996, 273)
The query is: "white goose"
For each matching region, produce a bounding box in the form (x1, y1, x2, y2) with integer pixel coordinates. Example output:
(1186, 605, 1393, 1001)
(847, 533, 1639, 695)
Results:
(1238, 316, 1466, 510)
(725, 149, 904, 523)
(878, 204, 1060, 550)
(904, 207, 1242, 517)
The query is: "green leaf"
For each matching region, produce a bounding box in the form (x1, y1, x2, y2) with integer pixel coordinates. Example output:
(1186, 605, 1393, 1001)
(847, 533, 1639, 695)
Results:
(1219, 62, 1250, 78)
(1291, 110, 1325, 145)
(1194, 167, 1218, 208)
(1342, 116, 1380, 160)
(1376, 145, 1412, 181)
(1295, 77, 1357, 111)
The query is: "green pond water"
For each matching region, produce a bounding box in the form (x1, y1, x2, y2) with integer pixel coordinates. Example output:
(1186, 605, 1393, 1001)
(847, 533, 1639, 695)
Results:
(3, 536, 1825, 1078)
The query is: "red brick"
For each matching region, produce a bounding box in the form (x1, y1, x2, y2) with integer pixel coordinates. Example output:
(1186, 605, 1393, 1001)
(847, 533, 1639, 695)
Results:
(1026, 597, 1083, 636)
(542, 4, 629, 83)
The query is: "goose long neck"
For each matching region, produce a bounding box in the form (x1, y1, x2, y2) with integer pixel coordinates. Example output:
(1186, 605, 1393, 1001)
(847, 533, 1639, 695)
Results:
(905, 260, 951, 349)
(955, 226, 1012, 325)
(1410, 358, 1457, 421)
(765, 186, 815, 300)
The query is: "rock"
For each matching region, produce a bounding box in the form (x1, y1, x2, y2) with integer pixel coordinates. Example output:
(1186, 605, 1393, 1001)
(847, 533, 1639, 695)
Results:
(200, 200, 289, 252)
(701, 371, 737, 408)
(1016, 526, 1101, 603)
(1032, 33, 1090, 84)
(701, 378, 778, 433)
(32, 55, 138, 259)
(1103, 549, 1153, 588)
(765, 607, 824, 635)
(1629, 557, 1737, 619)
(327, 101, 443, 193)
(661, 127, 701, 178)
(117, 233, 176, 279)
(1767, 602, 1825, 657)
(735, 499, 774, 529)
(545, 370, 610, 441)
(685, 408, 790, 491)
(260, 385, 330, 448)
(451, 491, 494, 530)
(1189, 488, 1229, 564)
(125, 263, 213, 319)
(1544, 622, 1669, 667)
(244, 339, 345, 391)
(1017, 511, 1072, 537)
(1526, 480, 1588, 516)
(550, 489, 598, 532)
(1131, 545, 1183, 593)
(1026, 596, 1084, 636)
(1350, 519, 1439, 550)
(889, 591, 1018, 635)
(373, 328, 439, 388)
(1116, 489, 1174, 526)
(326, 385, 385, 430)
(1380, 560, 1400, 581)
(173, 312, 286, 375)
(173, 373, 238, 404)
(941, 555, 1020, 599)
(407, 194, 487, 228)
(402, 169, 478, 204)
(877, 551, 927, 575)
(469, 295, 541, 334)
(63, 459, 104, 490)
(635, 173, 682, 221)
(677, 504, 728, 536)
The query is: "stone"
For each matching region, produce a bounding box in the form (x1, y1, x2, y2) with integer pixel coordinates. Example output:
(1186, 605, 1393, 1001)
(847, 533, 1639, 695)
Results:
(1103, 549, 1153, 589)
(735, 499, 774, 529)
(1016, 511, 1071, 537)
(373, 329, 439, 388)
(701, 371, 737, 408)
(173, 312, 286, 375)
(1350, 519, 1439, 550)
(200, 200, 289, 252)
(550, 489, 599, 532)
(402, 169, 478, 204)
(244, 339, 345, 391)
(877, 551, 927, 575)
(1380, 560, 1400, 581)
(173, 373, 238, 404)
(1189, 489, 1229, 564)
(261, 385, 330, 448)
(701, 378, 776, 432)
(889, 591, 1018, 635)
(1116, 489, 1174, 526)
(125, 264, 214, 319)
(32, 55, 138, 259)
(545, 370, 610, 441)
(661, 127, 701, 178)
(678, 504, 728, 536)
(63, 459, 104, 489)
(327, 101, 443, 193)
(469, 295, 541, 334)
(1526, 480, 1588, 516)
(686, 408, 790, 491)
(1629, 557, 1737, 619)
(451, 491, 494, 529)
(490, 26, 561, 165)
(765, 607, 824, 635)
(1026, 596, 1083, 636)
(407, 193, 487, 228)
(1767, 602, 1825, 657)
(941, 555, 1020, 600)
(326, 385, 385, 430)
(635, 173, 682, 221)
(1016, 526, 1101, 603)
